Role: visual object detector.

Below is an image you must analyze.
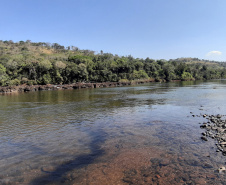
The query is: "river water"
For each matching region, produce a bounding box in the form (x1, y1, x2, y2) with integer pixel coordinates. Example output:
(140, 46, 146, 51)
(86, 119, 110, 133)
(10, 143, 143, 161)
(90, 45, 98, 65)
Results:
(0, 80, 226, 185)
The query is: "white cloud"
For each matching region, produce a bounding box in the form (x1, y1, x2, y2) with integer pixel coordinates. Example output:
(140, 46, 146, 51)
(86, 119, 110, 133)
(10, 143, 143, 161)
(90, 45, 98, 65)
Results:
(206, 51, 222, 57)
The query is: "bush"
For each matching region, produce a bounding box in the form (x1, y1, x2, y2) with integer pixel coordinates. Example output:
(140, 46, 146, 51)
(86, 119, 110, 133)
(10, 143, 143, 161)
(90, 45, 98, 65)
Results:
(119, 79, 130, 83)
(181, 72, 194, 81)
(8, 79, 20, 86)
(27, 80, 37, 86)
(21, 77, 29, 84)
(42, 74, 52, 85)
(0, 75, 9, 86)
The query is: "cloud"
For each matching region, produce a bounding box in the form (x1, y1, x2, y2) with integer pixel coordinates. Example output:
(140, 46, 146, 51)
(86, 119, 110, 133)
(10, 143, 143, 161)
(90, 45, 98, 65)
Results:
(206, 51, 222, 57)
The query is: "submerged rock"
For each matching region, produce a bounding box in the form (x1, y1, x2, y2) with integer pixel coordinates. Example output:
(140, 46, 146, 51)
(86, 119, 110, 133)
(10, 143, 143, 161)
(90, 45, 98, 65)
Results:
(201, 136, 208, 141)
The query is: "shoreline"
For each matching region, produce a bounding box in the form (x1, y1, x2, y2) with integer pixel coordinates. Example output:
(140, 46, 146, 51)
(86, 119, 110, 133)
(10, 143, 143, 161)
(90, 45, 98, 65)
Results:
(0, 79, 156, 94)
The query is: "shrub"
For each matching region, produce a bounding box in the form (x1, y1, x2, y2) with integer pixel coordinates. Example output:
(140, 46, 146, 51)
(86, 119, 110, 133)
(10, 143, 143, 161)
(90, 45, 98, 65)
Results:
(8, 79, 20, 86)
(42, 74, 52, 85)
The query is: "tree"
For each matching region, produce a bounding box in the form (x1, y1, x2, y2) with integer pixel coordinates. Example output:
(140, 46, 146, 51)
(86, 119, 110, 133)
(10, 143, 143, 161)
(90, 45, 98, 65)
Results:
(135, 61, 144, 71)
(53, 61, 66, 84)
(0, 64, 8, 86)
(162, 63, 176, 81)
(78, 63, 88, 81)
(132, 70, 148, 79)
(1, 40, 226, 86)
(65, 63, 79, 83)
(181, 72, 193, 81)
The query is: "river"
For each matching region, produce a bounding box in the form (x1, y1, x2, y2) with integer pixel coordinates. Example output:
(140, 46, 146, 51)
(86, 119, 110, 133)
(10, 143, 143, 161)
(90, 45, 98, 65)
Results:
(0, 80, 226, 184)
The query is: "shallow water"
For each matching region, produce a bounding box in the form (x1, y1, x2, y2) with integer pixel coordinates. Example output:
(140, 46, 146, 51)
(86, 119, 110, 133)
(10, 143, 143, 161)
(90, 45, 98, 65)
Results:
(0, 80, 226, 184)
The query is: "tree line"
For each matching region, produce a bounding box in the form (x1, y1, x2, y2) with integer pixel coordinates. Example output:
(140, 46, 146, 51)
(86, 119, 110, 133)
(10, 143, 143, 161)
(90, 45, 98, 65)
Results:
(0, 40, 226, 86)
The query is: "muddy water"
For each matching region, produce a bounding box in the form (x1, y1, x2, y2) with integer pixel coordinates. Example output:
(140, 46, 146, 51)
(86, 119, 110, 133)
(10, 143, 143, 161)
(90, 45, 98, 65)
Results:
(0, 80, 226, 184)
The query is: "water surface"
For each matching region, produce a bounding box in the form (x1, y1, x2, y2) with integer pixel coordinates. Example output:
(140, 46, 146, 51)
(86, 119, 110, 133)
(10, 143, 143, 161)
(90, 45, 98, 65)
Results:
(0, 80, 226, 184)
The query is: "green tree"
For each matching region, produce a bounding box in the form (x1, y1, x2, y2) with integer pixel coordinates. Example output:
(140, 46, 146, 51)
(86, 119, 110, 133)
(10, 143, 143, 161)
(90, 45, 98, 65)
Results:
(78, 63, 88, 82)
(181, 72, 193, 81)
(0, 64, 8, 86)
(162, 63, 176, 81)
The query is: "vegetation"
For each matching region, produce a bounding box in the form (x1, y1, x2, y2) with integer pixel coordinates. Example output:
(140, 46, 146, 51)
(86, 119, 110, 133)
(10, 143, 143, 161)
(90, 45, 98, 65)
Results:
(0, 40, 226, 86)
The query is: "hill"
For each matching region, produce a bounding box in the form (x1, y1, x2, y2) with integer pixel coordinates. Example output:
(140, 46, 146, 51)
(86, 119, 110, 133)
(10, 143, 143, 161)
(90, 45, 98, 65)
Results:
(1, 40, 226, 86)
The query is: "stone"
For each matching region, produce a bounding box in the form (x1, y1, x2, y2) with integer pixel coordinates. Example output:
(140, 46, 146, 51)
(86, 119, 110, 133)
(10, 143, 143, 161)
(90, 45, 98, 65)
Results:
(201, 136, 208, 141)
(217, 114, 222, 118)
(200, 125, 206, 128)
(220, 142, 226, 146)
(202, 163, 213, 168)
(217, 166, 226, 173)
(156, 175, 161, 179)
(201, 132, 206, 136)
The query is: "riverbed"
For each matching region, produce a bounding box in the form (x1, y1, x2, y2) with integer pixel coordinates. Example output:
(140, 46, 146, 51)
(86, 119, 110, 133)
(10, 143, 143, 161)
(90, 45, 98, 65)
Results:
(0, 80, 226, 184)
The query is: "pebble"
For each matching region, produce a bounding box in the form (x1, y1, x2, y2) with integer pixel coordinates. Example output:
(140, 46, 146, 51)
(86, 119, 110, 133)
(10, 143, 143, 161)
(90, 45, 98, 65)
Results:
(217, 166, 226, 173)
(201, 136, 208, 141)
(202, 163, 213, 168)
(197, 114, 226, 156)
(220, 142, 226, 146)
(156, 175, 161, 179)
(217, 114, 222, 118)
(200, 125, 206, 128)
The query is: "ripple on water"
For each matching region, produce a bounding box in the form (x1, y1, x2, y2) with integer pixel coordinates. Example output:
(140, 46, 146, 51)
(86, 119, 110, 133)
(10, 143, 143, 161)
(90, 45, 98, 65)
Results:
(1, 81, 226, 184)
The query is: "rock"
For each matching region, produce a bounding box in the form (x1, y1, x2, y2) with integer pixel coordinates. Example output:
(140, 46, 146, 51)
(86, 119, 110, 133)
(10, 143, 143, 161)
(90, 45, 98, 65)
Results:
(201, 136, 208, 141)
(202, 163, 213, 168)
(217, 166, 226, 173)
(199, 113, 226, 155)
(194, 178, 207, 184)
(210, 119, 216, 123)
(160, 159, 170, 166)
(156, 175, 161, 179)
(200, 125, 207, 128)
(41, 166, 55, 172)
(217, 114, 222, 118)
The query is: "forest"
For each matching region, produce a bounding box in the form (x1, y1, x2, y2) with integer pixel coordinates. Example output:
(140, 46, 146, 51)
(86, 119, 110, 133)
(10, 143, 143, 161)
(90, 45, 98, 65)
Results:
(1, 40, 226, 86)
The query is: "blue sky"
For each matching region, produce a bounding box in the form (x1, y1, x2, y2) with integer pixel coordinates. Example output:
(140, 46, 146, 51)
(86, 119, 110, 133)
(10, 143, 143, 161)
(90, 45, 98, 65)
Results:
(1, 0, 226, 61)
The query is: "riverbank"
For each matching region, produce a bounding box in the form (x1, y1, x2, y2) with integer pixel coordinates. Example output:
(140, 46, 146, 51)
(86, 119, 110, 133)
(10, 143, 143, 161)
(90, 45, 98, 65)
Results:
(0, 79, 155, 93)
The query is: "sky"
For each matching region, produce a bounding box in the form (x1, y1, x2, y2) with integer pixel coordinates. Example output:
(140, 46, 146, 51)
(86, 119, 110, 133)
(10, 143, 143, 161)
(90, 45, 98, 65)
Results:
(1, 0, 226, 61)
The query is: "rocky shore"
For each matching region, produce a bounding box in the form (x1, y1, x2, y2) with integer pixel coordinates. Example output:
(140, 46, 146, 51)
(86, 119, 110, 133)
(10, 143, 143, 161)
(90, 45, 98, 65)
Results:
(199, 114, 226, 157)
(0, 79, 154, 94)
